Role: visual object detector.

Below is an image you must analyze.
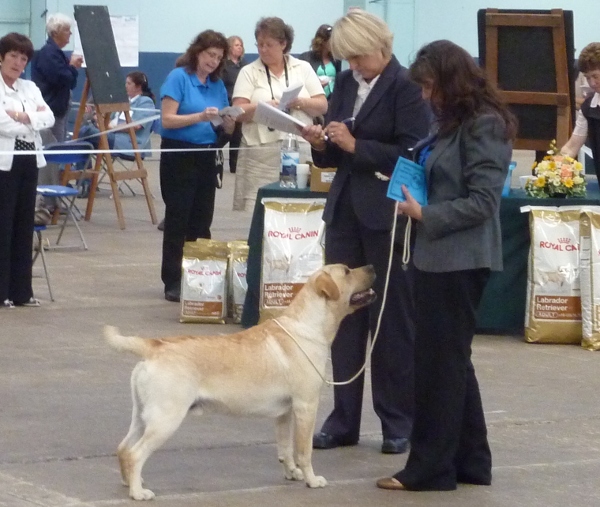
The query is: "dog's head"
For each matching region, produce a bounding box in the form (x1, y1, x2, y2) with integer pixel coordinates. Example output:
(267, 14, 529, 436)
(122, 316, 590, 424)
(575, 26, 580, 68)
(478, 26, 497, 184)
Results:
(311, 263, 377, 313)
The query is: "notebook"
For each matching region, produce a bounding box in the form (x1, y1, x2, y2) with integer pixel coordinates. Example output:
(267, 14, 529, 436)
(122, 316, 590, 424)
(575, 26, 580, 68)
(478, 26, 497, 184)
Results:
(386, 156, 428, 206)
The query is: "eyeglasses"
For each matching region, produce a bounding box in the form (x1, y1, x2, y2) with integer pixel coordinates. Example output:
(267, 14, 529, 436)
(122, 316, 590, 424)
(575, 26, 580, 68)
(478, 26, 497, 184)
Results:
(255, 41, 281, 50)
(203, 50, 223, 62)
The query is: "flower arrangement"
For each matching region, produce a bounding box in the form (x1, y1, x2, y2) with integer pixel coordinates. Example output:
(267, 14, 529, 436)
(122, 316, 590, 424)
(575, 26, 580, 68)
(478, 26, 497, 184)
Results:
(525, 140, 586, 198)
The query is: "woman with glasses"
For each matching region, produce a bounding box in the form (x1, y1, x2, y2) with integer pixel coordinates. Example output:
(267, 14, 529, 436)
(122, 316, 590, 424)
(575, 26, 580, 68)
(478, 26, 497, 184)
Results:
(159, 30, 235, 303)
(301, 10, 430, 456)
(231, 17, 327, 211)
(299, 24, 341, 99)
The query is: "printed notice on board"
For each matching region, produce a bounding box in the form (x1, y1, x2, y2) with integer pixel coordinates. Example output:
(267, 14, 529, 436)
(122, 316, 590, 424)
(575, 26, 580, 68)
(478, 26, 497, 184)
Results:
(73, 15, 139, 67)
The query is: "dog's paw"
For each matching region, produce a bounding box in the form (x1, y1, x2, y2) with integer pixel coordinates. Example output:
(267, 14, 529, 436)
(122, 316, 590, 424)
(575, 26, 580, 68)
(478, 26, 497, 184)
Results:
(306, 475, 328, 488)
(130, 487, 155, 501)
(285, 467, 304, 481)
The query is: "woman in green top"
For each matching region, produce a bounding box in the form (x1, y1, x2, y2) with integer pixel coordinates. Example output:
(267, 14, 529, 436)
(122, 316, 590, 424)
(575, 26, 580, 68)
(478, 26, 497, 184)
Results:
(299, 24, 341, 99)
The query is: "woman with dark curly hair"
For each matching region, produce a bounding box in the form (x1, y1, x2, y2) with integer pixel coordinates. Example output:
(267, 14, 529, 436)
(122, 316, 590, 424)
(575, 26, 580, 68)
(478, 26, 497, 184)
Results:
(159, 30, 235, 302)
(0, 32, 55, 308)
(299, 24, 341, 99)
(376, 39, 516, 492)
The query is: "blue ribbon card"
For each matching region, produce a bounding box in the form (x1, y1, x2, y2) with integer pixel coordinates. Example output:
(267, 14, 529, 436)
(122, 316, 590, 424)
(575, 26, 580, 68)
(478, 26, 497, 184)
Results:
(386, 156, 428, 206)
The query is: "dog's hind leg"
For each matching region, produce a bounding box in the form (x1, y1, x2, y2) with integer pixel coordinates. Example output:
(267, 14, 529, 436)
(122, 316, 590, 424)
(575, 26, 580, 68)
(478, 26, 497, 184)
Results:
(293, 401, 327, 488)
(125, 406, 189, 500)
(118, 378, 145, 487)
(276, 409, 303, 481)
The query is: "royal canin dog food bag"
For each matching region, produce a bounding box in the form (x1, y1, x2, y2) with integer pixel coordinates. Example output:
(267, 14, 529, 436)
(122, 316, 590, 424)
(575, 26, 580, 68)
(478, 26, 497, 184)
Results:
(227, 240, 249, 324)
(259, 198, 326, 322)
(578, 207, 600, 350)
(180, 239, 229, 323)
(521, 206, 582, 344)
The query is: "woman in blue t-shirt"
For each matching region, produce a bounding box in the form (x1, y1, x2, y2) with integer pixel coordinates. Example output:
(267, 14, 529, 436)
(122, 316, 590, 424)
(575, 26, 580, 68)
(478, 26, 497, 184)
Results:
(159, 30, 235, 302)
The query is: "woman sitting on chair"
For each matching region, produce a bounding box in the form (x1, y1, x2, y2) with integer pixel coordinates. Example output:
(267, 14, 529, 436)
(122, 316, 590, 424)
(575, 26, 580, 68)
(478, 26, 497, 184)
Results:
(0, 33, 55, 308)
(78, 71, 156, 152)
(76, 71, 156, 196)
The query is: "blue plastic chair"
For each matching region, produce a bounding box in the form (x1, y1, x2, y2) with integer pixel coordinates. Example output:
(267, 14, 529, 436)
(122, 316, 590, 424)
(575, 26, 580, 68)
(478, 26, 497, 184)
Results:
(38, 141, 94, 250)
(44, 140, 94, 191)
(33, 225, 54, 301)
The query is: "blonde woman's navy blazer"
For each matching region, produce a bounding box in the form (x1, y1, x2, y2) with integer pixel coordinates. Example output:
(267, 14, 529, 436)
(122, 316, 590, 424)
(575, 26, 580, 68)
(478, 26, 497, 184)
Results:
(312, 56, 430, 231)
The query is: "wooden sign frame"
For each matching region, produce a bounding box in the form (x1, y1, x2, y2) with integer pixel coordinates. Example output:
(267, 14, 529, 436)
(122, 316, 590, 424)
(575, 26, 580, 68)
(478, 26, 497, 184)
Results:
(481, 8, 574, 151)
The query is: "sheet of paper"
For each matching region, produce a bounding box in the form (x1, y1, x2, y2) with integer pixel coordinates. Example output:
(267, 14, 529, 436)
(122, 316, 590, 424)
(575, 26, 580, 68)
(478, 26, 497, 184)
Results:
(73, 15, 139, 67)
(278, 82, 303, 111)
(210, 106, 245, 126)
(254, 101, 307, 135)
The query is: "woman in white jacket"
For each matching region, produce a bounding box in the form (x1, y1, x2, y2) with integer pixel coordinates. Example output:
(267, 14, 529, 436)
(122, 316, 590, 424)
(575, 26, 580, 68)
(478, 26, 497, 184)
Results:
(0, 33, 55, 308)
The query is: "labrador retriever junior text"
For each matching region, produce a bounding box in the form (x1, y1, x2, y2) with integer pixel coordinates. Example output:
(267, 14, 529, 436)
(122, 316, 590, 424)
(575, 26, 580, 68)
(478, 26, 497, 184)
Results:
(105, 263, 376, 500)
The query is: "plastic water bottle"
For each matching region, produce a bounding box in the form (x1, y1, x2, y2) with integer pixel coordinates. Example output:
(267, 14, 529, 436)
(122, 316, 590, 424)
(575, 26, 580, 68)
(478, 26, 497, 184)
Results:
(280, 133, 299, 188)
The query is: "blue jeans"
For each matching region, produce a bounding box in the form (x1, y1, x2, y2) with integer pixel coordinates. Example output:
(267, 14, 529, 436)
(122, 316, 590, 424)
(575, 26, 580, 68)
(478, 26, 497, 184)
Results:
(78, 123, 116, 150)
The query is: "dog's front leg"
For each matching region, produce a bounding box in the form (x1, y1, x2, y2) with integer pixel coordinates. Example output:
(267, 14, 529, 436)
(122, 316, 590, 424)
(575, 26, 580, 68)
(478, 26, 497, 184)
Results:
(276, 410, 303, 481)
(293, 401, 327, 488)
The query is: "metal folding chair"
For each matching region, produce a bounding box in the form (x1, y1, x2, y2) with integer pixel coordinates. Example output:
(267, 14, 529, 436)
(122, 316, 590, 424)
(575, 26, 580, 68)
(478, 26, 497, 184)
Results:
(37, 141, 94, 250)
(32, 225, 54, 301)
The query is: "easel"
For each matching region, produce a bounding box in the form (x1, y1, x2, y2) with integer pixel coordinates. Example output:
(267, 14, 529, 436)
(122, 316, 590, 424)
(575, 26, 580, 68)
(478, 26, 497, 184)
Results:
(481, 8, 574, 150)
(68, 4, 157, 230)
(62, 78, 157, 229)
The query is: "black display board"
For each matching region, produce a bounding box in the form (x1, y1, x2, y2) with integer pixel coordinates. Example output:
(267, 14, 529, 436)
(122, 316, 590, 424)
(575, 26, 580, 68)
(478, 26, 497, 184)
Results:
(477, 9, 576, 142)
(74, 5, 127, 105)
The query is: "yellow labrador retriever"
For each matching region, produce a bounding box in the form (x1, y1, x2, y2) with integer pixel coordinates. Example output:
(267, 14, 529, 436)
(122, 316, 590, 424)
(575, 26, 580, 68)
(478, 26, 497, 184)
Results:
(105, 263, 376, 500)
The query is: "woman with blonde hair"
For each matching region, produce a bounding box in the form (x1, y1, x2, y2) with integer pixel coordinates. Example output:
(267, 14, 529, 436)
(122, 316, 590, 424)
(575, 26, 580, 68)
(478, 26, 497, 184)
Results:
(232, 17, 327, 211)
(301, 9, 430, 454)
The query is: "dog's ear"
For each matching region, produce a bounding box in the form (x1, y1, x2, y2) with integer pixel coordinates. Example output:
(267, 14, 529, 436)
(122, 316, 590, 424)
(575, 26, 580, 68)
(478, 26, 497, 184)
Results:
(314, 272, 340, 301)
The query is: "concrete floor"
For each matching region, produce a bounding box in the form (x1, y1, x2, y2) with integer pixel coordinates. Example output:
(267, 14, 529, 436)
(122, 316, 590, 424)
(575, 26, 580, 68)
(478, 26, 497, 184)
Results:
(1, 146, 599, 506)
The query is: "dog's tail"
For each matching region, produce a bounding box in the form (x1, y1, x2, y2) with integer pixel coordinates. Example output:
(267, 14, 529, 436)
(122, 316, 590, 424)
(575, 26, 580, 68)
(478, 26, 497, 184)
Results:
(104, 325, 156, 358)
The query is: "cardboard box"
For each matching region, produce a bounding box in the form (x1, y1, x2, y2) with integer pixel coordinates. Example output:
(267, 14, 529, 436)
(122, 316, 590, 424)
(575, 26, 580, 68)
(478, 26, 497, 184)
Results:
(310, 165, 337, 192)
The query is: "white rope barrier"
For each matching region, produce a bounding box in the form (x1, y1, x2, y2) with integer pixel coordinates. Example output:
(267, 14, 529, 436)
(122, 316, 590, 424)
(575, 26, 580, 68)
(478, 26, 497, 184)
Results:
(5, 145, 280, 156)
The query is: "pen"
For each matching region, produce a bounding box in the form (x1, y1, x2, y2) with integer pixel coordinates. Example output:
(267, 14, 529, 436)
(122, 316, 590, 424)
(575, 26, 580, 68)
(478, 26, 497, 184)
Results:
(323, 116, 355, 142)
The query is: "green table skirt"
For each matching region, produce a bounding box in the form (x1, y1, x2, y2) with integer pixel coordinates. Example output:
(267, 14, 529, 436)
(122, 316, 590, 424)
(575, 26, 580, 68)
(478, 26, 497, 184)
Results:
(241, 183, 600, 334)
